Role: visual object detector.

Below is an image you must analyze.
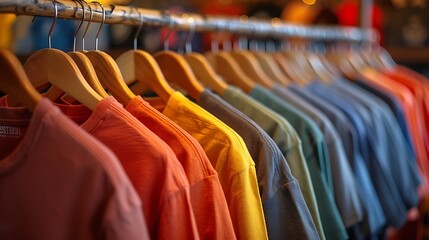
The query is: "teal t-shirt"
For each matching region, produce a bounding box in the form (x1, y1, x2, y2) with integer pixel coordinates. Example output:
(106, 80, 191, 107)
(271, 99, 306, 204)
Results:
(249, 85, 348, 240)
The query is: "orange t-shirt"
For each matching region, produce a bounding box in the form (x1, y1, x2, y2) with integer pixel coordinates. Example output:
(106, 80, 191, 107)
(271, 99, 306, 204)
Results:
(362, 68, 429, 191)
(146, 92, 268, 240)
(125, 96, 236, 240)
(387, 66, 429, 160)
(54, 97, 200, 240)
(0, 98, 149, 239)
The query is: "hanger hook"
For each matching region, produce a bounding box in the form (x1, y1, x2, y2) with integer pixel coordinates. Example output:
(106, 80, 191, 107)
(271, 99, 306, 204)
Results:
(73, 0, 85, 52)
(223, 19, 235, 52)
(133, 7, 144, 50)
(91, 1, 105, 51)
(248, 21, 259, 51)
(211, 22, 220, 53)
(185, 17, 195, 54)
(163, 11, 174, 51)
(81, 0, 93, 51)
(47, 0, 58, 49)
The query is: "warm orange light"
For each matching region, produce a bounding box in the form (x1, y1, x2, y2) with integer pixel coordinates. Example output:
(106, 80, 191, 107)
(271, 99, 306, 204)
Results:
(302, 0, 316, 5)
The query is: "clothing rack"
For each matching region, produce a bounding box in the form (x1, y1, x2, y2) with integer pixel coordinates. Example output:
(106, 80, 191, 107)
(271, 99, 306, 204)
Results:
(0, 0, 378, 43)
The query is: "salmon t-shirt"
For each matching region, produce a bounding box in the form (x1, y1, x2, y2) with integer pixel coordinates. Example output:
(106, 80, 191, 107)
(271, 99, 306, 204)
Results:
(385, 66, 429, 161)
(125, 96, 236, 240)
(361, 68, 429, 192)
(0, 98, 149, 240)
(146, 92, 268, 240)
(53, 96, 199, 240)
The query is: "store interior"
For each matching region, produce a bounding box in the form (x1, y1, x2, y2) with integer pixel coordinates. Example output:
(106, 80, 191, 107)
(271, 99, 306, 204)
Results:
(1, 0, 428, 75)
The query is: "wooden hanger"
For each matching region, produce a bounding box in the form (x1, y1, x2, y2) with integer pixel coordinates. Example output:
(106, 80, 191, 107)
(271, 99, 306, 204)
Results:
(24, 48, 102, 111)
(69, 0, 108, 98)
(115, 10, 175, 102)
(303, 51, 334, 83)
(205, 51, 256, 93)
(228, 51, 273, 88)
(0, 48, 42, 112)
(253, 51, 290, 86)
(317, 53, 343, 78)
(184, 52, 228, 95)
(272, 52, 310, 85)
(84, 2, 135, 105)
(284, 50, 325, 83)
(86, 51, 135, 105)
(116, 50, 175, 102)
(326, 51, 361, 80)
(375, 47, 396, 70)
(150, 17, 206, 101)
(154, 51, 204, 101)
(69, 52, 109, 97)
(42, 0, 107, 105)
(23, 1, 102, 111)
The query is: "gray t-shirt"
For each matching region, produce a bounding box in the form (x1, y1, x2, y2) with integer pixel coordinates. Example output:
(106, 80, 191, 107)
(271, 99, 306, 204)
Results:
(198, 90, 319, 240)
(272, 86, 363, 228)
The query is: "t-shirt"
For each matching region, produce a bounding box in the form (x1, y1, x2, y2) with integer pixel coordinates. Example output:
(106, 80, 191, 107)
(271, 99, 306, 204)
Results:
(125, 96, 236, 240)
(351, 79, 415, 161)
(198, 90, 319, 239)
(361, 68, 428, 195)
(221, 86, 325, 240)
(384, 67, 429, 189)
(272, 86, 363, 228)
(249, 85, 348, 240)
(289, 85, 387, 237)
(306, 82, 409, 228)
(0, 98, 149, 240)
(53, 97, 199, 240)
(330, 80, 420, 208)
(146, 92, 268, 240)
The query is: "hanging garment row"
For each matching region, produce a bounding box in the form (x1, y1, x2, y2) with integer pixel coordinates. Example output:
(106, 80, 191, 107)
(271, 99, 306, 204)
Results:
(0, 1, 427, 240)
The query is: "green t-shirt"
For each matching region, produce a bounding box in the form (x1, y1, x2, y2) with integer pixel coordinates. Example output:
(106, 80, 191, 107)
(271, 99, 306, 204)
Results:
(249, 85, 348, 240)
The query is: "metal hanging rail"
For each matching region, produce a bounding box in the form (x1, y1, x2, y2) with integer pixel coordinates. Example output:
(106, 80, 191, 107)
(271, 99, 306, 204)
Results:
(0, 0, 378, 43)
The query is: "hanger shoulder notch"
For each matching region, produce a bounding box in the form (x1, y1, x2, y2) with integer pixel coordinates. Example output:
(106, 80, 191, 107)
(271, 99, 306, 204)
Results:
(154, 51, 204, 101)
(69, 51, 109, 98)
(229, 51, 273, 88)
(205, 52, 255, 94)
(184, 53, 228, 95)
(86, 51, 135, 105)
(116, 50, 174, 101)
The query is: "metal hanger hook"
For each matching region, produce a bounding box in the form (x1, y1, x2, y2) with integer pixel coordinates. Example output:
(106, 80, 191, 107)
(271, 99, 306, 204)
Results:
(47, 0, 58, 49)
(222, 20, 234, 52)
(211, 25, 220, 53)
(73, 0, 85, 51)
(81, 0, 93, 51)
(163, 11, 174, 51)
(133, 7, 144, 50)
(185, 16, 195, 54)
(91, 1, 105, 51)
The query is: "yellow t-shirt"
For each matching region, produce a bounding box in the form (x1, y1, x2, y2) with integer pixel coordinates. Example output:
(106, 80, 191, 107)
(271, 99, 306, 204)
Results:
(148, 92, 268, 240)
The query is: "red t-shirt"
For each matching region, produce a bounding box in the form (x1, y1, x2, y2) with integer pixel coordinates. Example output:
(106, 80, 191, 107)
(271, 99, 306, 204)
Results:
(54, 96, 200, 240)
(0, 98, 149, 240)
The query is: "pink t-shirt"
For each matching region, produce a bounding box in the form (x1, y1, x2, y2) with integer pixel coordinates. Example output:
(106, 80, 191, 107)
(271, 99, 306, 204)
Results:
(53, 96, 199, 240)
(126, 96, 236, 240)
(0, 98, 148, 240)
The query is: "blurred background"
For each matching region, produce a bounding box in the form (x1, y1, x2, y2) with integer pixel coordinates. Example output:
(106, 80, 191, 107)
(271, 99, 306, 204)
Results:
(1, 0, 428, 74)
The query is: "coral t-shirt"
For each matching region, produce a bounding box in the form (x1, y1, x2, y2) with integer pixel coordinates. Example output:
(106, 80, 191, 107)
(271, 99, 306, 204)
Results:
(125, 96, 236, 240)
(53, 96, 199, 240)
(0, 98, 149, 240)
